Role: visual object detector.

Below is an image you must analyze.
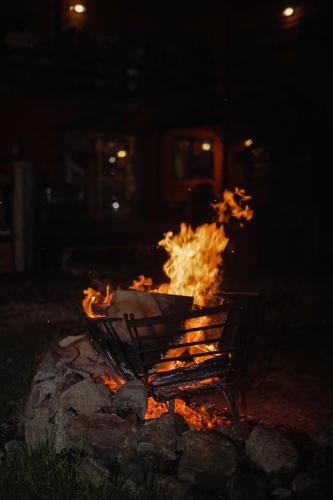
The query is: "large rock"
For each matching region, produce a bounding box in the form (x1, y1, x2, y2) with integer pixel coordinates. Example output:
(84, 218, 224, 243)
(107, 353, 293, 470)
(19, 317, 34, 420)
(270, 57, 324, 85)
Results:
(78, 456, 110, 486)
(65, 414, 137, 460)
(228, 473, 270, 500)
(292, 473, 327, 500)
(114, 380, 148, 420)
(246, 425, 299, 476)
(60, 379, 111, 416)
(25, 416, 54, 449)
(137, 414, 178, 466)
(178, 430, 239, 485)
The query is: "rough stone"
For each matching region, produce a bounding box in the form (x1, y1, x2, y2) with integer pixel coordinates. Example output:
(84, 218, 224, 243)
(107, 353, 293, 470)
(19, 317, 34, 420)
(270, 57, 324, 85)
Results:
(25, 416, 54, 449)
(66, 413, 137, 459)
(78, 456, 110, 486)
(55, 345, 78, 365)
(148, 473, 189, 500)
(118, 446, 145, 485)
(137, 414, 178, 466)
(228, 473, 270, 500)
(58, 335, 86, 348)
(35, 371, 55, 383)
(60, 379, 111, 416)
(271, 486, 292, 498)
(311, 425, 333, 449)
(292, 473, 327, 500)
(38, 349, 59, 373)
(178, 430, 239, 485)
(114, 380, 148, 420)
(246, 425, 299, 476)
(58, 370, 83, 392)
(53, 409, 73, 452)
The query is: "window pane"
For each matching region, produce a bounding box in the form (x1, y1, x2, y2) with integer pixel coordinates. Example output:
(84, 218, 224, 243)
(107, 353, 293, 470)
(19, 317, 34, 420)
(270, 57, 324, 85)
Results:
(173, 138, 214, 179)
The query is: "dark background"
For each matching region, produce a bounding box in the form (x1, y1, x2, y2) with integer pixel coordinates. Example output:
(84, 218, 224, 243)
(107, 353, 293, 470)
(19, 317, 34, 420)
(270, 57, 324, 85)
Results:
(0, 0, 332, 283)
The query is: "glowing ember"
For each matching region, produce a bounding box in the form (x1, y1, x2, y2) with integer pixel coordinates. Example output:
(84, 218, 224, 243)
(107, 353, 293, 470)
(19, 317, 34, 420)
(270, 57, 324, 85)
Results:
(97, 370, 125, 393)
(144, 397, 228, 431)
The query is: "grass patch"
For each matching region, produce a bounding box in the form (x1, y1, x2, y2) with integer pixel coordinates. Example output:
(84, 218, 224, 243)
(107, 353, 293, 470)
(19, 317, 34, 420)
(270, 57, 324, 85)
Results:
(0, 440, 165, 500)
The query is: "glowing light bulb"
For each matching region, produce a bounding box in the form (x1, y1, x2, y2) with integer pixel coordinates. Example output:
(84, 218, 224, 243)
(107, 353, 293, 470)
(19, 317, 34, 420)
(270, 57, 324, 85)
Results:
(70, 4, 86, 14)
(283, 7, 294, 17)
(116, 149, 127, 158)
(201, 142, 211, 151)
(112, 201, 120, 210)
(244, 138, 253, 147)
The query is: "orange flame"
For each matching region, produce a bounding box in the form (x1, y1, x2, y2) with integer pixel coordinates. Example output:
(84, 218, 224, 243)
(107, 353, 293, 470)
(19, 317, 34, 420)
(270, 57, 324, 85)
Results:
(144, 396, 228, 431)
(82, 285, 112, 318)
(100, 370, 125, 393)
(129, 274, 153, 292)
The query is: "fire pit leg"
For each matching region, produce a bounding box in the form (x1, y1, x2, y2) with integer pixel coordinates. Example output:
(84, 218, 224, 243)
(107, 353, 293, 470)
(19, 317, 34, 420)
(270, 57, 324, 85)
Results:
(168, 399, 175, 415)
(222, 388, 240, 425)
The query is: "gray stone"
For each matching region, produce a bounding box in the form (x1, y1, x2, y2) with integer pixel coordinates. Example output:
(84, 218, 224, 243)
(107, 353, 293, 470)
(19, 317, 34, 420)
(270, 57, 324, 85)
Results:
(178, 430, 239, 484)
(114, 380, 148, 420)
(35, 371, 55, 383)
(311, 425, 333, 449)
(66, 338, 106, 379)
(58, 370, 83, 392)
(228, 473, 270, 500)
(58, 335, 86, 348)
(292, 473, 328, 500)
(78, 456, 110, 486)
(25, 378, 57, 419)
(38, 349, 59, 373)
(25, 416, 54, 449)
(53, 409, 73, 452)
(66, 413, 137, 459)
(137, 414, 178, 465)
(148, 473, 189, 500)
(246, 425, 299, 476)
(56, 345, 78, 365)
(60, 379, 111, 416)
(118, 446, 145, 485)
(271, 486, 292, 498)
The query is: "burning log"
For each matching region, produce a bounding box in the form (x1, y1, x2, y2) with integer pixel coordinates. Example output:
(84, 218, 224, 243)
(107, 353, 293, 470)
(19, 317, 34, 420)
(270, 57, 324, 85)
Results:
(105, 290, 193, 346)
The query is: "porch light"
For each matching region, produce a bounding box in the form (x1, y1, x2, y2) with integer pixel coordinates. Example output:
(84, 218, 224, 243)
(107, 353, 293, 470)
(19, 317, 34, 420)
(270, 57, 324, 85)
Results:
(69, 4, 86, 14)
(283, 7, 294, 17)
(244, 138, 253, 147)
(117, 149, 127, 158)
(201, 142, 211, 151)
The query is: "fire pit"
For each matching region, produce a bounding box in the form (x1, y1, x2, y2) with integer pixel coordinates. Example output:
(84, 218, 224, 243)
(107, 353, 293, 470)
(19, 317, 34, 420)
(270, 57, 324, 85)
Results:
(85, 291, 260, 426)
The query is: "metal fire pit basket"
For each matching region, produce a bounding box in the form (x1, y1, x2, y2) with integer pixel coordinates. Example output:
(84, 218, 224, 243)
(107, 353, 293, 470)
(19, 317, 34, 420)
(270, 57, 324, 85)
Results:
(85, 291, 260, 424)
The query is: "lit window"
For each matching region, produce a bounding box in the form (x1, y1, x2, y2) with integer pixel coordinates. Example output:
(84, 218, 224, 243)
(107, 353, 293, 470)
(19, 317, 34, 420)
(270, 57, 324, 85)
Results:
(174, 138, 214, 179)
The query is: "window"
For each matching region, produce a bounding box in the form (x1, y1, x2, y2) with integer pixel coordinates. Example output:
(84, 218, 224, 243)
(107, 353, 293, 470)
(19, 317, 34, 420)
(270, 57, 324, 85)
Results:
(173, 138, 214, 179)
